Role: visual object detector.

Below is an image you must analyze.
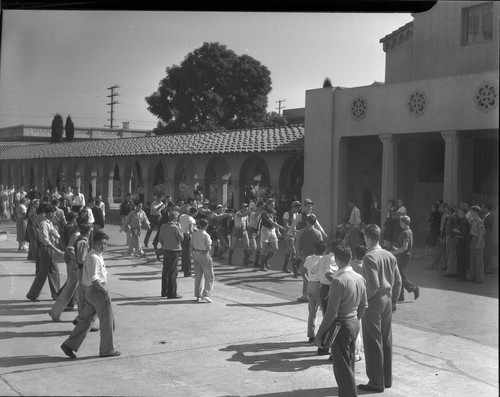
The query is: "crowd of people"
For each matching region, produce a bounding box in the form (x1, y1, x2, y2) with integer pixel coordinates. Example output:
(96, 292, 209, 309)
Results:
(424, 199, 494, 284)
(3, 182, 495, 394)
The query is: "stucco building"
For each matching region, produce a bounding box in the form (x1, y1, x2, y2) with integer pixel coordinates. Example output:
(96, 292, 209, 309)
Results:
(303, 1, 498, 243)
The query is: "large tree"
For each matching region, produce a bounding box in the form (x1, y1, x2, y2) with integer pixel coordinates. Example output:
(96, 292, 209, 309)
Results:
(146, 42, 284, 134)
(65, 115, 75, 141)
(50, 114, 64, 143)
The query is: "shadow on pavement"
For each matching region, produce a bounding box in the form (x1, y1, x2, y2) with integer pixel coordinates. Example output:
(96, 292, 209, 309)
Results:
(233, 387, 336, 397)
(220, 340, 330, 373)
(0, 330, 69, 339)
(226, 301, 303, 308)
(0, 354, 98, 367)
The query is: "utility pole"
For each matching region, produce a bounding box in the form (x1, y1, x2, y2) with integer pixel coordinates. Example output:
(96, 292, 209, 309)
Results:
(105, 84, 119, 129)
(275, 99, 286, 115)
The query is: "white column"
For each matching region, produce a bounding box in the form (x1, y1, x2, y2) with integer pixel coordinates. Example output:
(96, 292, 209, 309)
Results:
(441, 130, 461, 205)
(379, 134, 399, 227)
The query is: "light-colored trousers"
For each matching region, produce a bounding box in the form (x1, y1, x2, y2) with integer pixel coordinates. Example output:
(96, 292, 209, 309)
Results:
(49, 261, 79, 319)
(307, 281, 322, 338)
(193, 251, 214, 298)
(64, 284, 115, 356)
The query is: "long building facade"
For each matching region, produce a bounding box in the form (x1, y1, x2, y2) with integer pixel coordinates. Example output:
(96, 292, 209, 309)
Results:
(0, 126, 304, 211)
(0, 2, 498, 246)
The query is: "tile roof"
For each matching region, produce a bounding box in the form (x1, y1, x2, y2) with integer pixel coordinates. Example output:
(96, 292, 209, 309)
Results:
(0, 125, 304, 160)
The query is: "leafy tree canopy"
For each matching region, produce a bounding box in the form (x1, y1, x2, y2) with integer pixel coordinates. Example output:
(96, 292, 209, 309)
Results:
(51, 114, 64, 143)
(146, 42, 286, 134)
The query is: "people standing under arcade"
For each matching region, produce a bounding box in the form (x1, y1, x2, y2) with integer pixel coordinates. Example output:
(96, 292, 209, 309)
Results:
(454, 207, 471, 281)
(382, 199, 397, 249)
(369, 195, 382, 226)
(469, 205, 486, 283)
(482, 203, 494, 274)
(443, 205, 459, 278)
(347, 199, 362, 252)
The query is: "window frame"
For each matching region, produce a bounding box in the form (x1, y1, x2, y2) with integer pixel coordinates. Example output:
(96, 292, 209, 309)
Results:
(462, 2, 494, 46)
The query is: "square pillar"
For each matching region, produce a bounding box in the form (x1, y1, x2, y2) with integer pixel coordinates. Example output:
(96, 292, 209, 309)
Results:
(332, 136, 349, 232)
(441, 130, 462, 205)
(379, 134, 399, 226)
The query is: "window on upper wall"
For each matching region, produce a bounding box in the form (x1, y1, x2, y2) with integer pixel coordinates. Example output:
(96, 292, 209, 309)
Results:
(462, 2, 493, 45)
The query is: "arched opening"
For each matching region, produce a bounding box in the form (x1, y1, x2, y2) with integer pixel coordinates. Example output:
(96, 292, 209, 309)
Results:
(113, 163, 121, 203)
(239, 156, 270, 204)
(152, 161, 168, 197)
(130, 160, 144, 203)
(174, 159, 198, 201)
(204, 157, 232, 207)
(279, 154, 304, 206)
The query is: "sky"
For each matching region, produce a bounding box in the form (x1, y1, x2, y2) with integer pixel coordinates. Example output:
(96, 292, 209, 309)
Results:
(0, 10, 414, 130)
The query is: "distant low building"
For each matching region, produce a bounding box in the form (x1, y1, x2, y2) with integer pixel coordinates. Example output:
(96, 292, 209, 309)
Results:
(0, 124, 152, 143)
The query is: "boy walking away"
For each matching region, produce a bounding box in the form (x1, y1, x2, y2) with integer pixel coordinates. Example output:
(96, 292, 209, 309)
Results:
(303, 241, 328, 355)
(315, 243, 367, 397)
(191, 219, 214, 303)
(60, 231, 120, 359)
(297, 214, 323, 302)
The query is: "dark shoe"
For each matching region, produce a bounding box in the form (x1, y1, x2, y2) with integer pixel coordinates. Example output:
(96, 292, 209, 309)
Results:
(317, 348, 330, 356)
(72, 318, 79, 325)
(327, 355, 333, 361)
(90, 327, 99, 332)
(358, 384, 383, 393)
(282, 267, 291, 273)
(184, 273, 191, 277)
(413, 286, 420, 300)
(168, 295, 182, 299)
(26, 294, 40, 302)
(308, 337, 315, 343)
(100, 350, 121, 358)
(60, 343, 76, 359)
(260, 266, 267, 272)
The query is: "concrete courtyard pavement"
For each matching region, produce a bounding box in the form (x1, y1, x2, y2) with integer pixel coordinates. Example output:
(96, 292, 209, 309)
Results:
(0, 216, 498, 396)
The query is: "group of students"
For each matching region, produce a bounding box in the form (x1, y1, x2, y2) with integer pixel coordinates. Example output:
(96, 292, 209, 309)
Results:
(426, 199, 494, 283)
(21, 191, 119, 359)
(298, 223, 403, 396)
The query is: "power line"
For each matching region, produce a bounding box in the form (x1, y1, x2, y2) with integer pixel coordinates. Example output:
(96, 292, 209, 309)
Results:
(104, 84, 119, 129)
(275, 99, 286, 115)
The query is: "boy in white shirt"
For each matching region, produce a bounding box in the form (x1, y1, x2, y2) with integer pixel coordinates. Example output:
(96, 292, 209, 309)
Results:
(303, 241, 328, 354)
